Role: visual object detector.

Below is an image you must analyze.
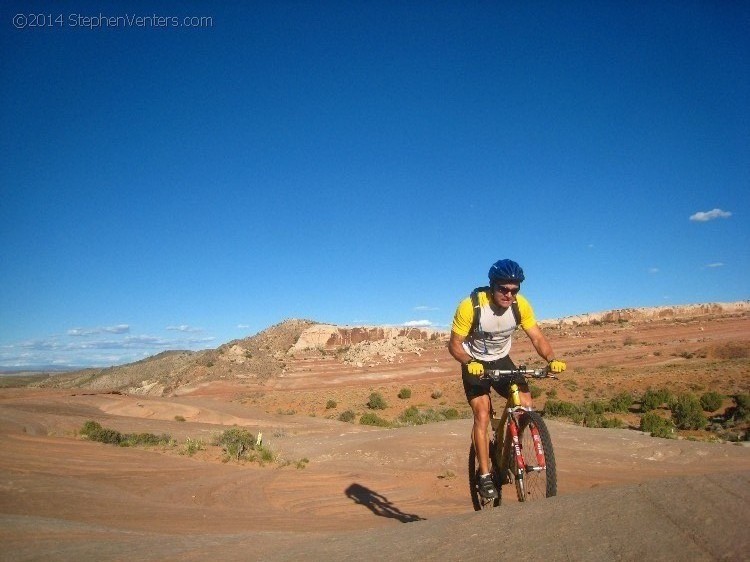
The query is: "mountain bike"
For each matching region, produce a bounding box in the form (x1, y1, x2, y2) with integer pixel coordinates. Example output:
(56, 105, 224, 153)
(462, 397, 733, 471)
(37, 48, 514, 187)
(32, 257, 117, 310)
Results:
(468, 367, 558, 510)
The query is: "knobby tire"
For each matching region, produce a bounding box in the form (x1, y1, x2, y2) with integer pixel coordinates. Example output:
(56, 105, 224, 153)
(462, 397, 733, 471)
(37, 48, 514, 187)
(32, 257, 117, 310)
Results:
(513, 411, 557, 502)
(468, 441, 501, 511)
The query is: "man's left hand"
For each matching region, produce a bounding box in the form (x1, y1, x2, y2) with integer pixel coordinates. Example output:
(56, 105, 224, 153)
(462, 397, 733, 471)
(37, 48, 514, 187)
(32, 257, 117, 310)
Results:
(548, 359, 566, 373)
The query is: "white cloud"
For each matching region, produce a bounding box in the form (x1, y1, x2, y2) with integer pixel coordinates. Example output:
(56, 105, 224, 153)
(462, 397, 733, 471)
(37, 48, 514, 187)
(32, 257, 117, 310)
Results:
(166, 324, 202, 332)
(68, 324, 130, 336)
(705, 262, 725, 268)
(104, 324, 130, 334)
(403, 320, 433, 327)
(648, 267, 660, 274)
(413, 305, 439, 311)
(67, 328, 96, 336)
(689, 208, 732, 222)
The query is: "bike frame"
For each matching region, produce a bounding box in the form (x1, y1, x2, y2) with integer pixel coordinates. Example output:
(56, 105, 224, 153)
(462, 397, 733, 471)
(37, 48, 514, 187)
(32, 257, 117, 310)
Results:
(486, 369, 551, 484)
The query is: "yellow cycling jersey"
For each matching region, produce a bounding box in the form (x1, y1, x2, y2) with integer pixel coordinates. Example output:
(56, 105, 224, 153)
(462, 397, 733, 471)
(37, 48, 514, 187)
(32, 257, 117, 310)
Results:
(451, 291, 537, 361)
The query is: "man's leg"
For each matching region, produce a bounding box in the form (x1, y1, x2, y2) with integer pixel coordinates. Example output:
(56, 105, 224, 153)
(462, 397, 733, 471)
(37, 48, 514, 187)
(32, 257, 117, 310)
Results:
(470, 393, 491, 474)
(469, 393, 498, 499)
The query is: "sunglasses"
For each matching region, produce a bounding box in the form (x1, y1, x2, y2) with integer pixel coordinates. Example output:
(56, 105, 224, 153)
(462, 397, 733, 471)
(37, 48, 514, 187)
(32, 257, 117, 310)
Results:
(493, 285, 520, 295)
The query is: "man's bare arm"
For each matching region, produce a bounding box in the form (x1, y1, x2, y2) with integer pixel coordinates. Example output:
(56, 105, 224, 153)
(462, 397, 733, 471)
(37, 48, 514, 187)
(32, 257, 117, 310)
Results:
(523, 324, 555, 363)
(448, 332, 473, 364)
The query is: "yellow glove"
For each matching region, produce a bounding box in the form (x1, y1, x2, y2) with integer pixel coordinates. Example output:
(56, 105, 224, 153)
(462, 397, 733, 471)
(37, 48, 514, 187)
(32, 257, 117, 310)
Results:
(548, 359, 566, 373)
(466, 360, 484, 376)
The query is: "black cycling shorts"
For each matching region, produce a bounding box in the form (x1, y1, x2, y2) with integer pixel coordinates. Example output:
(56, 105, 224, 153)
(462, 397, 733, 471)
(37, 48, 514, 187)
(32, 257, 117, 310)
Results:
(461, 356, 529, 402)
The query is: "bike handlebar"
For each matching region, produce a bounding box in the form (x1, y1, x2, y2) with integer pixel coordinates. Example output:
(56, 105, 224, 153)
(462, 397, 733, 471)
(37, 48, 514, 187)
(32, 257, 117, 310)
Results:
(482, 367, 557, 381)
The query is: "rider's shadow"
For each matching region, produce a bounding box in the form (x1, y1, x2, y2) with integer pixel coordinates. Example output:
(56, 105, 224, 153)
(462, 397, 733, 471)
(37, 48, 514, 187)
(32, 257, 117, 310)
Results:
(345, 483, 425, 523)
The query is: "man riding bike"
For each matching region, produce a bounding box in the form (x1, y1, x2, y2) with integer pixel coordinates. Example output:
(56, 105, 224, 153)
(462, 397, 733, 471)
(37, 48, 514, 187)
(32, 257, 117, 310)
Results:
(448, 259, 567, 501)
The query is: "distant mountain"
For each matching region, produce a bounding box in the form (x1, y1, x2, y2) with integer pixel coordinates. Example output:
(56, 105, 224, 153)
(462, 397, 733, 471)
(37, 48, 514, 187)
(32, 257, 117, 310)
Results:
(0, 365, 86, 375)
(26, 301, 748, 395)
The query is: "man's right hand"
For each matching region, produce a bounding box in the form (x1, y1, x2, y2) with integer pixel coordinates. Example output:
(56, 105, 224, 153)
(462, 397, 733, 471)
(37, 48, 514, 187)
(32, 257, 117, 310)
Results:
(466, 360, 484, 376)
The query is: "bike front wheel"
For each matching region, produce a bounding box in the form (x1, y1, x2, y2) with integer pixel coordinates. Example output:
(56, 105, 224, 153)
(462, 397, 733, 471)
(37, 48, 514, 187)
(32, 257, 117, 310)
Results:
(512, 411, 557, 502)
(468, 441, 501, 511)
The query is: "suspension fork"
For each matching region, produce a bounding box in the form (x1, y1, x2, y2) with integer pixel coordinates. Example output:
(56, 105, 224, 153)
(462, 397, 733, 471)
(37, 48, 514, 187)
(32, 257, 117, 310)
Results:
(529, 420, 547, 468)
(507, 413, 526, 476)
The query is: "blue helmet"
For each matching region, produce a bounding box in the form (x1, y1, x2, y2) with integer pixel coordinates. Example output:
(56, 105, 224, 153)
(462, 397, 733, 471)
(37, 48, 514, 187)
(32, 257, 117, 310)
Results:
(488, 259, 525, 285)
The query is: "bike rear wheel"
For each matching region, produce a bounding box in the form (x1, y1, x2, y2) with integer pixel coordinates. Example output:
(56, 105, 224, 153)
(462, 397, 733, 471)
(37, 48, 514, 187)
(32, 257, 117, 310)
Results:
(512, 411, 557, 502)
(468, 441, 501, 511)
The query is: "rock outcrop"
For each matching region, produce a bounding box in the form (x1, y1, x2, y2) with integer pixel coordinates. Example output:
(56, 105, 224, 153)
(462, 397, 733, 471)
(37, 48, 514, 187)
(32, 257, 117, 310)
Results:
(290, 324, 445, 352)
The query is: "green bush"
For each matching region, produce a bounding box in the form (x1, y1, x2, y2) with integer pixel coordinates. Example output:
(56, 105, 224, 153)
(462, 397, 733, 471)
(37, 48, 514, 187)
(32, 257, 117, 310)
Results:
(544, 400, 581, 418)
(80, 421, 170, 448)
(609, 391, 633, 413)
(671, 394, 707, 430)
(325, 399, 337, 409)
(359, 412, 391, 427)
(641, 388, 674, 412)
(529, 384, 542, 399)
(125, 432, 171, 447)
(732, 394, 750, 421)
(216, 427, 257, 460)
(442, 408, 460, 420)
(367, 392, 387, 410)
(640, 411, 675, 438)
(699, 391, 723, 412)
(397, 406, 459, 426)
(546, 388, 558, 399)
(399, 406, 422, 425)
(80, 421, 123, 445)
(397, 388, 412, 399)
(338, 410, 355, 422)
(582, 400, 607, 415)
(181, 437, 205, 456)
(584, 413, 625, 429)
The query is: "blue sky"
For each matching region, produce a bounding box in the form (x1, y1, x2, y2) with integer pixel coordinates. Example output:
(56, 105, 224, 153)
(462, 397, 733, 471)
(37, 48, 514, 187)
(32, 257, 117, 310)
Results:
(1, 1, 748, 369)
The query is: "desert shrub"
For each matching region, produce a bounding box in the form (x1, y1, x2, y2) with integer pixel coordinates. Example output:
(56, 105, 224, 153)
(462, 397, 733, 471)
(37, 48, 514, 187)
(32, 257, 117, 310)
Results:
(640, 388, 673, 412)
(699, 391, 723, 412)
(735, 394, 750, 416)
(725, 394, 750, 423)
(582, 400, 608, 415)
(397, 388, 412, 399)
(584, 413, 625, 429)
(623, 335, 638, 346)
(325, 399, 337, 410)
(609, 391, 633, 413)
(397, 406, 459, 426)
(546, 388, 558, 399)
(529, 384, 542, 399)
(671, 394, 707, 430)
(544, 400, 581, 419)
(442, 408, 460, 420)
(216, 427, 256, 460)
(359, 413, 391, 427)
(338, 410, 356, 423)
(79, 421, 170, 448)
(367, 392, 387, 410)
(181, 437, 205, 456)
(431, 389, 443, 399)
(640, 411, 675, 438)
(174, 415, 186, 422)
(125, 432, 171, 447)
(399, 406, 422, 425)
(80, 421, 123, 445)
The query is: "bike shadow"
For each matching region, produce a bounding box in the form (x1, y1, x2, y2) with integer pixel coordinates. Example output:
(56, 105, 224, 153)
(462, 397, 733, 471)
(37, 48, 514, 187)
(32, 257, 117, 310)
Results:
(344, 483, 425, 523)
